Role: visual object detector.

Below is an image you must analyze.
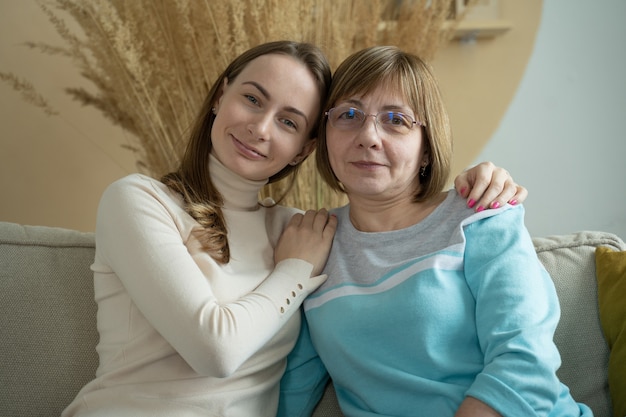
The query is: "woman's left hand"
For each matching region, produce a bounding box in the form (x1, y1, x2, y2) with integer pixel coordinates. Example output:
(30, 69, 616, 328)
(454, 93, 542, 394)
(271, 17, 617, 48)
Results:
(454, 161, 528, 212)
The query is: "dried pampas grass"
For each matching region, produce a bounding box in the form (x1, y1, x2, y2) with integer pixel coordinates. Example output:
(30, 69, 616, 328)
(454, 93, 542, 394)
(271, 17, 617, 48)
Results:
(0, 72, 58, 116)
(2, 0, 475, 210)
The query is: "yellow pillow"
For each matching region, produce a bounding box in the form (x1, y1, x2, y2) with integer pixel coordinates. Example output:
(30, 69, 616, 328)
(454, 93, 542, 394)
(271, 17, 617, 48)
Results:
(595, 246, 626, 417)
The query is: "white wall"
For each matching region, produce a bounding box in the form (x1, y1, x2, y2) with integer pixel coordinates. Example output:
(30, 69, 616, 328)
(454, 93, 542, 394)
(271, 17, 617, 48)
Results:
(473, 0, 626, 241)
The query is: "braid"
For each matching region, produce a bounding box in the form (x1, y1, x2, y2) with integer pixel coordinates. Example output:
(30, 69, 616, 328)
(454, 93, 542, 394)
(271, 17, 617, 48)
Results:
(162, 174, 230, 264)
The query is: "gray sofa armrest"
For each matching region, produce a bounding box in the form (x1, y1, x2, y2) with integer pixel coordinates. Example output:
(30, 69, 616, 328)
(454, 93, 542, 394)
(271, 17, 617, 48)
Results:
(0, 222, 98, 417)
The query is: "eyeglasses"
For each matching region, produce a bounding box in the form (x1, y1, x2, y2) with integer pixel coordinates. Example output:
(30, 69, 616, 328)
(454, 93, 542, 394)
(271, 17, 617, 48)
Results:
(325, 106, 425, 136)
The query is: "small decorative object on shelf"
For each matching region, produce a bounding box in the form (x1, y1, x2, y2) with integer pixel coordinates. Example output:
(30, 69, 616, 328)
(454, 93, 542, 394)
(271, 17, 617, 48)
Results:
(449, 0, 512, 40)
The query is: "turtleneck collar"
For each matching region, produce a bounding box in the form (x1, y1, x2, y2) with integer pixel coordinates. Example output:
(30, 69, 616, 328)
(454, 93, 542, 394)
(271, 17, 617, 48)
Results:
(208, 153, 267, 211)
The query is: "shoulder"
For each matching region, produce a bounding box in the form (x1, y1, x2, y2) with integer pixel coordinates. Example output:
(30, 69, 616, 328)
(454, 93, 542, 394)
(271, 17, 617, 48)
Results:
(263, 200, 304, 243)
(102, 174, 180, 207)
(98, 173, 187, 225)
(438, 189, 524, 229)
(460, 197, 530, 252)
(262, 197, 303, 220)
(105, 173, 164, 195)
(424, 191, 525, 247)
(96, 174, 200, 242)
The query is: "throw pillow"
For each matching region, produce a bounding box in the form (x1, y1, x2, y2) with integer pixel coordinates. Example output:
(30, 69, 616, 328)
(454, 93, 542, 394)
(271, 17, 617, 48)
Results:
(595, 246, 626, 417)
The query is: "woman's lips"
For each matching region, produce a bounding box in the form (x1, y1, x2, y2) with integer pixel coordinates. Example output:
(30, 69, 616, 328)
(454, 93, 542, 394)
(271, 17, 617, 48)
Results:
(351, 160, 384, 170)
(233, 137, 267, 159)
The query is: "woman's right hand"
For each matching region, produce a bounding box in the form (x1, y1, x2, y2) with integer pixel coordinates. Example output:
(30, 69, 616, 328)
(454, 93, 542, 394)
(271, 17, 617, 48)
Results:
(275, 209, 337, 276)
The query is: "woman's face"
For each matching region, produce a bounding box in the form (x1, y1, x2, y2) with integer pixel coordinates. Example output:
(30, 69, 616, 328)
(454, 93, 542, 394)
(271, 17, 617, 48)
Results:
(326, 85, 427, 202)
(211, 54, 320, 181)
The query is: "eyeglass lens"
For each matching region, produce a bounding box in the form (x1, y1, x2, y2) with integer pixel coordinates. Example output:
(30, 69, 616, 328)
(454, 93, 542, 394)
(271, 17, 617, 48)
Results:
(328, 107, 418, 135)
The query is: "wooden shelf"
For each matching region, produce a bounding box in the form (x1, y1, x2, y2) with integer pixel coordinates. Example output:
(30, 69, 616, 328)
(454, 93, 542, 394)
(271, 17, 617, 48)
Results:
(379, 19, 512, 41)
(445, 19, 512, 40)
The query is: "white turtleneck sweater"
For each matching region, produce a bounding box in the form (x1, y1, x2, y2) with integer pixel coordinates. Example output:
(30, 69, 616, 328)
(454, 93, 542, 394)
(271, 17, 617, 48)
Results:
(62, 156, 323, 417)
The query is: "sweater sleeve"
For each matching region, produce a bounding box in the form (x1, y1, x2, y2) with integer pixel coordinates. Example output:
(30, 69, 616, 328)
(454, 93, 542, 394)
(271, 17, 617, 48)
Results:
(94, 176, 326, 377)
(277, 311, 330, 417)
(463, 205, 563, 417)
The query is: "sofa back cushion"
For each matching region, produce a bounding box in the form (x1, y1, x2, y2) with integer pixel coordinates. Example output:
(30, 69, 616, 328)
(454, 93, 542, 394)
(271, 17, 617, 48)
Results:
(0, 222, 98, 417)
(533, 231, 626, 417)
(1, 222, 623, 417)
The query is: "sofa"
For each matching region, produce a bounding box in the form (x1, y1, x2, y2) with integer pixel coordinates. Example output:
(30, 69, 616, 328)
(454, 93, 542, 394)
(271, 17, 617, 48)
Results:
(0, 220, 623, 417)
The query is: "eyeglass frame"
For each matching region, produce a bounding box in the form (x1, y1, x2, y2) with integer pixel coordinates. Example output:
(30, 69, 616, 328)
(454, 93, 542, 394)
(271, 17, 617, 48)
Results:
(324, 106, 426, 135)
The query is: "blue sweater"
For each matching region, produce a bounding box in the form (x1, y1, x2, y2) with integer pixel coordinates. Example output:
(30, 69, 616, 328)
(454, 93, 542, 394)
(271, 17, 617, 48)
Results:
(278, 191, 592, 417)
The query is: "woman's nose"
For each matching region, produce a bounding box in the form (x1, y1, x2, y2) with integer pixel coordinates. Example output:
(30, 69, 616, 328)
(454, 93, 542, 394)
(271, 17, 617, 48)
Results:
(249, 113, 273, 141)
(356, 117, 382, 148)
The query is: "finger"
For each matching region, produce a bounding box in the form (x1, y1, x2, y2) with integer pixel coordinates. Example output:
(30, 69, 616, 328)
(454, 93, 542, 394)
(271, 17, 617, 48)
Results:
(311, 208, 330, 232)
(465, 175, 493, 210)
(461, 162, 495, 208)
(286, 212, 304, 230)
(299, 209, 319, 229)
(323, 213, 338, 239)
(482, 181, 515, 209)
(508, 185, 528, 206)
(468, 167, 510, 211)
(475, 180, 514, 210)
(454, 174, 471, 198)
(454, 162, 493, 199)
(484, 181, 528, 209)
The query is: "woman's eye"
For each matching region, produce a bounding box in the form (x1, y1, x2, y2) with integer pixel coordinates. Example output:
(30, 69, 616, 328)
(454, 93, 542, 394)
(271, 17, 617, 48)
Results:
(339, 110, 356, 120)
(385, 113, 408, 126)
(281, 118, 297, 130)
(245, 94, 259, 105)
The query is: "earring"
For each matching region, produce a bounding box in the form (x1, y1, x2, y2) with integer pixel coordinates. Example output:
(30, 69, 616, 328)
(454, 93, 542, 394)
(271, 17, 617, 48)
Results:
(211, 107, 217, 114)
(420, 165, 427, 177)
(289, 156, 304, 166)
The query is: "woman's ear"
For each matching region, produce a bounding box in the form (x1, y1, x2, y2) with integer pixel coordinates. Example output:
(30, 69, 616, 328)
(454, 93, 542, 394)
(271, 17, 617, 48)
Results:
(420, 148, 430, 167)
(214, 78, 229, 110)
(290, 138, 317, 166)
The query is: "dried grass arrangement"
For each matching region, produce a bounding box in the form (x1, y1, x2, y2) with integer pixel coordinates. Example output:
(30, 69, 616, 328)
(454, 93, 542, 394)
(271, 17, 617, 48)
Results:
(1, 0, 474, 210)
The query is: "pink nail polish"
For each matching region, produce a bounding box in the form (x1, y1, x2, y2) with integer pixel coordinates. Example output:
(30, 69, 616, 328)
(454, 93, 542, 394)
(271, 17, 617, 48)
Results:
(460, 187, 467, 196)
(468, 199, 476, 208)
(509, 199, 518, 206)
(476, 206, 485, 213)
(491, 202, 500, 209)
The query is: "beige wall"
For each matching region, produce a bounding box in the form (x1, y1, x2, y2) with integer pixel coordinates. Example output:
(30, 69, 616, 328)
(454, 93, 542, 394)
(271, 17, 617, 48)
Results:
(435, 1, 542, 176)
(0, 1, 542, 232)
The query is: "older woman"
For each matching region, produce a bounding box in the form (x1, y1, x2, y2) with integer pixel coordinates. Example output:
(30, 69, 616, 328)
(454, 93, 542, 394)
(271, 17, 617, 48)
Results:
(279, 46, 591, 417)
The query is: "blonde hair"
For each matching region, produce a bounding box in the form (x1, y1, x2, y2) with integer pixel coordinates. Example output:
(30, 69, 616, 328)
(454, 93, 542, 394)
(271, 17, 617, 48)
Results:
(316, 45, 452, 202)
(163, 41, 331, 263)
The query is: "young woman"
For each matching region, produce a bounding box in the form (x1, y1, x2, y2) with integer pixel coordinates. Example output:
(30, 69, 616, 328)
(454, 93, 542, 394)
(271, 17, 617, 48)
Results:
(62, 41, 524, 417)
(278, 46, 591, 417)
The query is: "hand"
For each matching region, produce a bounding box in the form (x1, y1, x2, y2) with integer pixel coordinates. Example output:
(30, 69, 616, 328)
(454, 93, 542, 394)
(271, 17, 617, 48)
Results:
(454, 161, 528, 212)
(275, 209, 338, 277)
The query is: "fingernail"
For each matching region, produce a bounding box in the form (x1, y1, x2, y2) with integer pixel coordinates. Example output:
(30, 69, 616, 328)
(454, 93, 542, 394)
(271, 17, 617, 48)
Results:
(509, 199, 518, 206)
(476, 206, 485, 213)
(491, 201, 500, 209)
(467, 199, 476, 208)
(460, 187, 467, 196)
